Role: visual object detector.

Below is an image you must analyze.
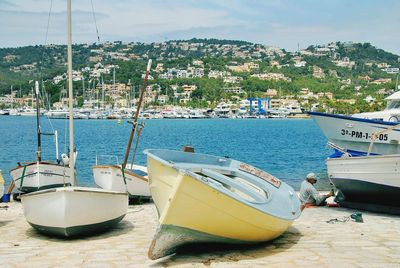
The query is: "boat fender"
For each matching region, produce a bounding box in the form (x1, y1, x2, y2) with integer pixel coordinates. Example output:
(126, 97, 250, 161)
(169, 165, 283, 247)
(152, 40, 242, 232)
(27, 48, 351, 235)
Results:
(61, 153, 69, 165)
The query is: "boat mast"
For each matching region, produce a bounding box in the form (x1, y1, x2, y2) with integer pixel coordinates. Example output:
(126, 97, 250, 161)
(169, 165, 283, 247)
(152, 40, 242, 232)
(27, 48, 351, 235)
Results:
(35, 81, 42, 162)
(67, 0, 75, 180)
(122, 59, 152, 169)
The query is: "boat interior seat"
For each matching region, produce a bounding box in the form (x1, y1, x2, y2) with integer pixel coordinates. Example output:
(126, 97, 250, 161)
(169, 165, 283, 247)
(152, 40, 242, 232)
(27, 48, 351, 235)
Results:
(128, 169, 148, 177)
(200, 168, 268, 204)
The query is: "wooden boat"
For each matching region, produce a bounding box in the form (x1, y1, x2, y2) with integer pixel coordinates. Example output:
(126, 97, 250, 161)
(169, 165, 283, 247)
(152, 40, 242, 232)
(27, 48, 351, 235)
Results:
(93, 163, 150, 197)
(144, 149, 301, 259)
(10, 161, 75, 193)
(21, 186, 127, 237)
(10, 81, 75, 193)
(21, 0, 128, 237)
(327, 153, 400, 208)
(92, 60, 152, 198)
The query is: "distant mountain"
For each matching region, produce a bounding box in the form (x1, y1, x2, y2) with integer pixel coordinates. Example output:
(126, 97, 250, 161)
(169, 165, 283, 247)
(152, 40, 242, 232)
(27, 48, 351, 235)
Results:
(0, 39, 399, 113)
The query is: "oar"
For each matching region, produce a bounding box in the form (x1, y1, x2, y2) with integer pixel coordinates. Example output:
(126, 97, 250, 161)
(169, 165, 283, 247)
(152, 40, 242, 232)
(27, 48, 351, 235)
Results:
(6, 180, 14, 194)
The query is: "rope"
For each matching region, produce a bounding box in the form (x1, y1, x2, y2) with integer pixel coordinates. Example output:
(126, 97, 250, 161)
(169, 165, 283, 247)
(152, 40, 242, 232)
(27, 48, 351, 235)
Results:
(90, 0, 101, 43)
(19, 165, 27, 189)
(130, 122, 145, 167)
(121, 165, 127, 185)
(326, 216, 350, 224)
(44, 0, 53, 46)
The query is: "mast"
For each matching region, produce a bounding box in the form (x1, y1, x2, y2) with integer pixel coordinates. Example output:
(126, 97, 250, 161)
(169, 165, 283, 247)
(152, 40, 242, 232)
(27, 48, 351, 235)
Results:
(35, 81, 42, 162)
(10, 85, 13, 110)
(67, 0, 75, 180)
(122, 59, 152, 168)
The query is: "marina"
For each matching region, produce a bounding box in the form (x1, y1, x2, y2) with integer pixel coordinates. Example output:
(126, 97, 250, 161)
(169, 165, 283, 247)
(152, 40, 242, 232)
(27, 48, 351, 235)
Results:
(1, 0, 400, 266)
(0, 116, 331, 189)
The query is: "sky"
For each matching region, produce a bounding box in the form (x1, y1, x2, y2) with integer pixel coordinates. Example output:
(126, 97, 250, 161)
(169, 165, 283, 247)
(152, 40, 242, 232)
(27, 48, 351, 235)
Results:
(0, 0, 399, 55)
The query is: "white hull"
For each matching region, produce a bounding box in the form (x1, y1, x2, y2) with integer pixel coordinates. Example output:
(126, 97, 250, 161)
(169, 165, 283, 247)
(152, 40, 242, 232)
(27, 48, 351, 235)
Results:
(310, 112, 400, 155)
(327, 154, 400, 206)
(21, 186, 128, 237)
(10, 162, 76, 193)
(93, 164, 150, 197)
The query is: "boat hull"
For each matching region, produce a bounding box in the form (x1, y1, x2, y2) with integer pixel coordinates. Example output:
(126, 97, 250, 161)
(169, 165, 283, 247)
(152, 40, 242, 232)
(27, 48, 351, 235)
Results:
(10, 162, 76, 193)
(309, 112, 400, 155)
(327, 155, 400, 207)
(21, 186, 128, 237)
(145, 149, 300, 259)
(92, 165, 150, 197)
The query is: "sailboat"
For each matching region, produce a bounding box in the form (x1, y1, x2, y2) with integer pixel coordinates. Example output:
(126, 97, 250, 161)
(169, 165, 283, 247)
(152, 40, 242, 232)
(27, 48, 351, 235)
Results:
(92, 60, 152, 198)
(10, 81, 76, 193)
(20, 0, 128, 237)
(144, 149, 301, 259)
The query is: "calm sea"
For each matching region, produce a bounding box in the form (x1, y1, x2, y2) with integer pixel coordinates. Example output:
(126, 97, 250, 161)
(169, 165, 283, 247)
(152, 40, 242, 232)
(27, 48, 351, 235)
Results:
(0, 116, 332, 190)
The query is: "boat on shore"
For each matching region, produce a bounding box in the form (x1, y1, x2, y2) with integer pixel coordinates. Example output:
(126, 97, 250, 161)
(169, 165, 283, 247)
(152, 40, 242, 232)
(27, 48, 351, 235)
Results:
(21, 0, 128, 237)
(93, 162, 150, 198)
(309, 111, 400, 155)
(327, 146, 400, 214)
(22, 186, 127, 237)
(10, 81, 76, 193)
(10, 160, 75, 193)
(327, 153, 400, 206)
(92, 60, 152, 198)
(144, 149, 301, 260)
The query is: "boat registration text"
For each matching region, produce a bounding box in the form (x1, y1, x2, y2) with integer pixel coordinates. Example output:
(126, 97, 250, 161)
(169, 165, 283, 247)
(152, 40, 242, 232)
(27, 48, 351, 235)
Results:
(341, 129, 388, 141)
(239, 163, 281, 188)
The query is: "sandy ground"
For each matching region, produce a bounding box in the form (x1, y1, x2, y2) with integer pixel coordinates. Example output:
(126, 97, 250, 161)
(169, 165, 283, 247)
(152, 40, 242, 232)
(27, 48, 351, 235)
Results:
(1, 199, 400, 268)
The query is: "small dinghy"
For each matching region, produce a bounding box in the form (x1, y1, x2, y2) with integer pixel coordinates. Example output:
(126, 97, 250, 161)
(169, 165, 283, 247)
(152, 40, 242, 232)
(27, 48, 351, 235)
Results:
(93, 163, 150, 197)
(21, 186, 128, 237)
(92, 60, 152, 198)
(144, 149, 301, 260)
(20, 0, 128, 238)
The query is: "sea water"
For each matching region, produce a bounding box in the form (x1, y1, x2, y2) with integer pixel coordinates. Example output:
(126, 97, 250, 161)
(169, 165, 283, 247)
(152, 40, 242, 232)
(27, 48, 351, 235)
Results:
(0, 116, 331, 190)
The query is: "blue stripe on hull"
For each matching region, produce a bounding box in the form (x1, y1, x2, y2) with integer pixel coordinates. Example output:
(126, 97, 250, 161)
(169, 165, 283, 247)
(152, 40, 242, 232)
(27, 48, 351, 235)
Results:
(308, 111, 399, 126)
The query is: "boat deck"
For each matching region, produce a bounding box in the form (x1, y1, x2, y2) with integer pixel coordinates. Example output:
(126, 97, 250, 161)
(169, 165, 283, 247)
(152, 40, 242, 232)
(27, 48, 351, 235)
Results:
(1, 199, 399, 267)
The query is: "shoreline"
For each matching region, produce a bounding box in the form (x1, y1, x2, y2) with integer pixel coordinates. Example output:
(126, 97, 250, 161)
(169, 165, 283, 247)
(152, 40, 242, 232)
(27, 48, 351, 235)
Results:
(1, 200, 399, 267)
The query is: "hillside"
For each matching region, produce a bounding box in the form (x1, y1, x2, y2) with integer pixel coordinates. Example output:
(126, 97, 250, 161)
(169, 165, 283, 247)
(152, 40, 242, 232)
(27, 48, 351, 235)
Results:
(0, 39, 399, 113)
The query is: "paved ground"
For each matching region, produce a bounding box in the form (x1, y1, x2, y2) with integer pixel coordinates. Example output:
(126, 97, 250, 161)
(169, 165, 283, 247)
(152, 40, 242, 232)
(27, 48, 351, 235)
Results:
(1, 200, 400, 267)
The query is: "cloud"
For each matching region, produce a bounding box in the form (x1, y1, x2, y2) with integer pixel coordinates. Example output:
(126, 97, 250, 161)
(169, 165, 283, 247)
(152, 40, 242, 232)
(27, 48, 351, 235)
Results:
(0, 0, 399, 54)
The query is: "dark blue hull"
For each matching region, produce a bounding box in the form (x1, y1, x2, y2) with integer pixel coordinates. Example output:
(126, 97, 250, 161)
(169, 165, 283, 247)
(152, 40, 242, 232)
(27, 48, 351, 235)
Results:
(331, 177, 400, 214)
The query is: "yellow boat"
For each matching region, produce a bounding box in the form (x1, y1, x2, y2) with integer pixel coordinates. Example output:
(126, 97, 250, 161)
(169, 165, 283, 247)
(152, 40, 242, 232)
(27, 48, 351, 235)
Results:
(144, 149, 301, 259)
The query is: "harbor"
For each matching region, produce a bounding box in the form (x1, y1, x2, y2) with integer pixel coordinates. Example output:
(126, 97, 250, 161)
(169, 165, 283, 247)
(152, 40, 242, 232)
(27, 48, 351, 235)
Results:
(1, 0, 400, 266)
(1, 200, 400, 267)
(0, 116, 331, 188)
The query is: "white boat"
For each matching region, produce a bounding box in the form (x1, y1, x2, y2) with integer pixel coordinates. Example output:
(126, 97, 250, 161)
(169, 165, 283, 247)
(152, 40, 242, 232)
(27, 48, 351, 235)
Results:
(309, 111, 400, 155)
(352, 91, 400, 122)
(92, 60, 152, 198)
(93, 161, 150, 197)
(10, 161, 75, 193)
(21, 0, 128, 237)
(22, 187, 127, 236)
(9, 81, 76, 193)
(19, 108, 37, 116)
(188, 109, 206, 119)
(327, 152, 400, 210)
(45, 109, 69, 119)
(214, 102, 232, 118)
(144, 149, 301, 259)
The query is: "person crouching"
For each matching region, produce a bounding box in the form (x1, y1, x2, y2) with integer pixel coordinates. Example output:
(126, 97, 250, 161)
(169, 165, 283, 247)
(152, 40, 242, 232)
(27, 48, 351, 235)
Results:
(299, 172, 334, 209)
